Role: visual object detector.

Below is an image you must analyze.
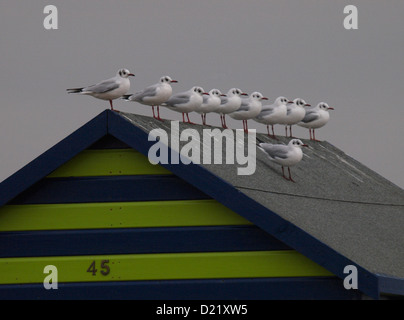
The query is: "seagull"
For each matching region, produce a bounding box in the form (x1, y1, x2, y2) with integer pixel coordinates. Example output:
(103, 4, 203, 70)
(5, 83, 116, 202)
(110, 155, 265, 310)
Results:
(122, 75, 177, 121)
(281, 98, 310, 137)
(67, 68, 134, 111)
(216, 88, 248, 129)
(163, 86, 208, 124)
(298, 102, 334, 141)
(194, 89, 223, 126)
(258, 139, 308, 182)
(254, 96, 292, 139)
(229, 92, 268, 133)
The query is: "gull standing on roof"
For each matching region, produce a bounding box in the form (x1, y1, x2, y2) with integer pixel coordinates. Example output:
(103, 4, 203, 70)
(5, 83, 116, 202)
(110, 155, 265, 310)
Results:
(282, 98, 310, 137)
(298, 102, 334, 141)
(258, 139, 308, 182)
(229, 92, 268, 133)
(122, 76, 177, 121)
(216, 88, 247, 129)
(194, 89, 223, 126)
(254, 96, 292, 139)
(162, 86, 208, 124)
(67, 68, 135, 111)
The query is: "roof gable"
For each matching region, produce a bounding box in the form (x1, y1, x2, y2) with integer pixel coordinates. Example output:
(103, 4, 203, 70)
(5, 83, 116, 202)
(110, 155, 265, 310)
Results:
(1, 109, 403, 298)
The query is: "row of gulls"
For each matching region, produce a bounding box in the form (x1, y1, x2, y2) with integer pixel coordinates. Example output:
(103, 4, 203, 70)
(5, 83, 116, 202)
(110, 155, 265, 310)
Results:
(255, 96, 334, 141)
(67, 69, 335, 182)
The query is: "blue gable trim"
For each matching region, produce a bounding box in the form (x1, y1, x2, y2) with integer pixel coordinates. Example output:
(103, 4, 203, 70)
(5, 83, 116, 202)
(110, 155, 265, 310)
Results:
(377, 274, 404, 297)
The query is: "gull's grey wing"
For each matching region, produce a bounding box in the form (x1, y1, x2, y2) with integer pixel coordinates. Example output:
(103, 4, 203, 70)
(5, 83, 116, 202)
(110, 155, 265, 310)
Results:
(301, 110, 319, 123)
(165, 93, 190, 106)
(133, 84, 158, 102)
(258, 143, 289, 159)
(286, 105, 294, 116)
(220, 96, 229, 105)
(84, 78, 119, 94)
(256, 104, 275, 119)
(236, 99, 250, 112)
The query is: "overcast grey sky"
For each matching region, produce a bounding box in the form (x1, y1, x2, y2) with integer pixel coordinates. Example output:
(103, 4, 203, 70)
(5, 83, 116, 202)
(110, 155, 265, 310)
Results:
(0, 0, 403, 189)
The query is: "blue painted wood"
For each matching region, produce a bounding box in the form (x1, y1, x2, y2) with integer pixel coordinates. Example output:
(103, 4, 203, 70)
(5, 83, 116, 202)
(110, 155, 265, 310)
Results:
(377, 274, 404, 297)
(0, 226, 290, 258)
(0, 110, 108, 207)
(9, 175, 210, 204)
(87, 134, 131, 149)
(0, 277, 360, 300)
(108, 110, 380, 299)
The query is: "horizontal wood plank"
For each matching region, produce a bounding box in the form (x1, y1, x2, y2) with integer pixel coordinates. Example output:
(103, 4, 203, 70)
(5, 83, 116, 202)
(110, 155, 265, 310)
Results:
(0, 200, 251, 232)
(0, 277, 359, 300)
(10, 175, 210, 204)
(0, 251, 333, 284)
(47, 149, 171, 177)
(0, 226, 290, 258)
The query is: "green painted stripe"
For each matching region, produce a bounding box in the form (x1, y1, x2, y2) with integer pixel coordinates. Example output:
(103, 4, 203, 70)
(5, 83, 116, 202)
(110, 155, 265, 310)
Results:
(0, 251, 333, 284)
(0, 200, 251, 231)
(47, 149, 171, 177)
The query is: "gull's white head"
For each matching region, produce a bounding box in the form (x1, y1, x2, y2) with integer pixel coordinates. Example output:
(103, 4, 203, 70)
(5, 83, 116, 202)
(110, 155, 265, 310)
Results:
(209, 89, 222, 97)
(289, 139, 308, 148)
(117, 68, 135, 78)
(317, 102, 334, 111)
(192, 86, 207, 96)
(250, 92, 268, 101)
(227, 88, 248, 97)
(160, 76, 178, 84)
(274, 96, 292, 105)
(293, 98, 310, 107)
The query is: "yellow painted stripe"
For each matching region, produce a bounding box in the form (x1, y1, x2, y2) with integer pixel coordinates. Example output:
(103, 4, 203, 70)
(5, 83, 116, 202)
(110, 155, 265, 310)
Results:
(0, 200, 251, 232)
(47, 149, 171, 177)
(0, 251, 333, 284)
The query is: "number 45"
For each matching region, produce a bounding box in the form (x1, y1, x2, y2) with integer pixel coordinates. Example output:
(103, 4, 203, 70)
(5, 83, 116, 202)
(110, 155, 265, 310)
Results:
(87, 260, 110, 276)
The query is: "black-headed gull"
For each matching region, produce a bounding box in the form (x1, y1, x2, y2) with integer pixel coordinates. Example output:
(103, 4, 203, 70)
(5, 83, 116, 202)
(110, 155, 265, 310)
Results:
(163, 86, 208, 124)
(298, 102, 334, 141)
(67, 68, 134, 111)
(229, 92, 268, 133)
(216, 88, 248, 129)
(282, 98, 310, 137)
(254, 96, 292, 139)
(194, 89, 223, 126)
(258, 138, 308, 182)
(122, 75, 177, 121)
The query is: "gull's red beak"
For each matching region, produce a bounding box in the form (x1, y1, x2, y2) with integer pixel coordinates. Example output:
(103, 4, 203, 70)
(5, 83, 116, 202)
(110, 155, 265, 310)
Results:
(304, 103, 311, 106)
(262, 97, 269, 100)
(302, 144, 309, 147)
(288, 101, 294, 104)
(203, 92, 209, 95)
(328, 107, 334, 110)
(241, 93, 248, 96)
(128, 73, 135, 77)
(171, 80, 178, 83)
